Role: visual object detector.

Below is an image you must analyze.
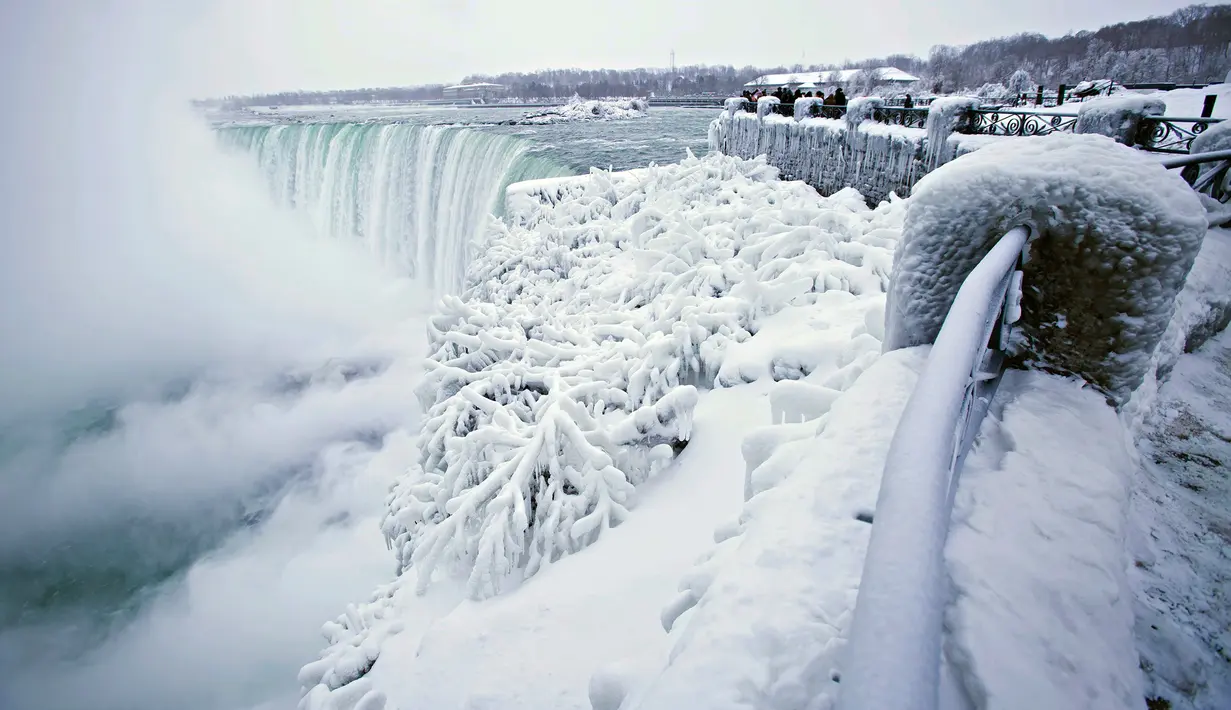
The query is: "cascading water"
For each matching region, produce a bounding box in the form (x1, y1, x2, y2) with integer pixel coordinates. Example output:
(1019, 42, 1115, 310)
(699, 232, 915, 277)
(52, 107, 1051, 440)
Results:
(217, 122, 571, 294)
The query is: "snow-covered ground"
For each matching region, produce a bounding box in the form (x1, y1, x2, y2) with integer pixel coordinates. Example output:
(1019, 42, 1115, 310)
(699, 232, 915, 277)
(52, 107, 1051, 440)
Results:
(510, 97, 649, 125)
(1008, 83, 1231, 119)
(297, 147, 1231, 710)
(1130, 324, 1231, 710)
(946, 370, 1145, 710)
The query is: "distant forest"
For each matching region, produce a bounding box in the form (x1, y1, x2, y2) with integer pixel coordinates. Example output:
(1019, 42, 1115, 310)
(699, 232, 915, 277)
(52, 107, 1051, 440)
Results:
(205, 4, 1231, 106)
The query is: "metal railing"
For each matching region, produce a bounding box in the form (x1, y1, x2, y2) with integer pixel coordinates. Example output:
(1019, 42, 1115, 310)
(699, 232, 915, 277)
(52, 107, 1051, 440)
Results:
(837, 226, 1030, 710)
(1161, 148, 1231, 202)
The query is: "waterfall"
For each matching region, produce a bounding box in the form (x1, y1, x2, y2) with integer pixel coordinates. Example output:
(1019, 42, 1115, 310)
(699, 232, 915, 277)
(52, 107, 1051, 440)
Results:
(217, 122, 571, 294)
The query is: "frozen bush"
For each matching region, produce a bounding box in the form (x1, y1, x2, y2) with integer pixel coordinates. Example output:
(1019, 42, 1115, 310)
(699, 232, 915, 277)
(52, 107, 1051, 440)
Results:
(384, 151, 904, 600)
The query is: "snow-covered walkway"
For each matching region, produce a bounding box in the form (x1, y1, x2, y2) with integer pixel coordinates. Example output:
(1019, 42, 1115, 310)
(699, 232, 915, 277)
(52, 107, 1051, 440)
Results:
(945, 370, 1144, 710)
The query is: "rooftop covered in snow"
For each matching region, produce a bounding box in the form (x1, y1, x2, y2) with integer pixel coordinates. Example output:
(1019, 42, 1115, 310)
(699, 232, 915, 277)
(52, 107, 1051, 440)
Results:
(744, 68, 919, 88)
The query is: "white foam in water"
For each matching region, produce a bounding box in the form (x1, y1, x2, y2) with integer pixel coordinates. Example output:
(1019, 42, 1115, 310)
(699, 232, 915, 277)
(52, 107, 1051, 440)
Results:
(0, 6, 442, 710)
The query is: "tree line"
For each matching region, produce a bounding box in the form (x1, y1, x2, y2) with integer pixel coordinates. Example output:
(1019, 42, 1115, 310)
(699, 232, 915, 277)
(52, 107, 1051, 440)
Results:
(200, 4, 1231, 108)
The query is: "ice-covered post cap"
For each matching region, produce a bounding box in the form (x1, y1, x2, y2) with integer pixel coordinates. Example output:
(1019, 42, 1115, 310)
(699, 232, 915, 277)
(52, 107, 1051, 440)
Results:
(885, 132, 1207, 405)
(756, 95, 780, 120)
(792, 96, 824, 121)
(724, 96, 749, 117)
(1075, 95, 1166, 146)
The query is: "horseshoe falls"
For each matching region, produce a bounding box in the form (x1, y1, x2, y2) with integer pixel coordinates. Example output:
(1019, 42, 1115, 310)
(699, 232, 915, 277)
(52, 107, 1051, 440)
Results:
(217, 123, 571, 293)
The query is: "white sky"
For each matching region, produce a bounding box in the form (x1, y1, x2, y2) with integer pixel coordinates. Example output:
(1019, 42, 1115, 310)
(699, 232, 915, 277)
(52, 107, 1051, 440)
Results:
(103, 0, 1223, 95)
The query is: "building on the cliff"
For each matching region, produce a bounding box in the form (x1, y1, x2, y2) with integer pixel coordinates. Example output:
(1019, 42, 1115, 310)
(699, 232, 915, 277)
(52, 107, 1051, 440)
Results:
(442, 82, 507, 101)
(744, 67, 919, 91)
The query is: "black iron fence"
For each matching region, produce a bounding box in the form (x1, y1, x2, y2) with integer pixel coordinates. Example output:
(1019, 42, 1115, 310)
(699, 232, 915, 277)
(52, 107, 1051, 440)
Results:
(735, 100, 1222, 153)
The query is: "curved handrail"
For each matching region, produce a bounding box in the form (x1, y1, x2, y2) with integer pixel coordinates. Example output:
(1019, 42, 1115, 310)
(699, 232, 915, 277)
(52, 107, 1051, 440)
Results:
(838, 226, 1030, 710)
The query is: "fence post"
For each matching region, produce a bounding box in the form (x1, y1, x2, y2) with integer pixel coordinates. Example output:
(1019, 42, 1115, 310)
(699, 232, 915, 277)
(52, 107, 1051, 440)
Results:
(1057, 84, 1067, 106)
(1035, 85, 1043, 106)
(1202, 94, 1217, 118)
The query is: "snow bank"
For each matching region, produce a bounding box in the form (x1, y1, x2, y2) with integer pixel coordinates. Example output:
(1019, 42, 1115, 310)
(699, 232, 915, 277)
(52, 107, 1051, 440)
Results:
(945, 370, 1145, 710)
(1075, 95, 1166, 145)
(625, 348, 927, 710)
(885, 132, 1207, 405)
(509, 97, 648, 125)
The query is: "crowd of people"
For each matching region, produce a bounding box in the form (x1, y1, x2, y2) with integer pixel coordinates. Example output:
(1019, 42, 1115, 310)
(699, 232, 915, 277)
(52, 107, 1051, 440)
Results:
(741, 85, 848, 106)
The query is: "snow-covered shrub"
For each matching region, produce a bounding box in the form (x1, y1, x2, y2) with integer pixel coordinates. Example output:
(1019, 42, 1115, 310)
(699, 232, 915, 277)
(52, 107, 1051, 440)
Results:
(384, 151, 904, 600)
(884, 132, 1207, 404)
(1075, 95, 1165, 145)
(923, 96, 980, 169)
(974, 82, 1012, 101)
(1006, 69, 1033, 96)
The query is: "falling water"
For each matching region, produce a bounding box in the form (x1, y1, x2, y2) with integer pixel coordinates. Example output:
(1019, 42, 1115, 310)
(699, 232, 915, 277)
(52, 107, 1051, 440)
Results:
(218, 122, 572, 294)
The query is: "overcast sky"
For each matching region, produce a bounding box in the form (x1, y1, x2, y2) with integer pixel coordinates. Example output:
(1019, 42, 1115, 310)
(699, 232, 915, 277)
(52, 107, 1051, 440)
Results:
(42, 0, 1213, 96)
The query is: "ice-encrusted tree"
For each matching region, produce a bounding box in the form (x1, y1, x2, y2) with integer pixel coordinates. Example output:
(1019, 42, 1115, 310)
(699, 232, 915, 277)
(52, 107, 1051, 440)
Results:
(1006, 69, 1033, 96)
(850, 68, 884, 97)
(378, 152, 906, 602)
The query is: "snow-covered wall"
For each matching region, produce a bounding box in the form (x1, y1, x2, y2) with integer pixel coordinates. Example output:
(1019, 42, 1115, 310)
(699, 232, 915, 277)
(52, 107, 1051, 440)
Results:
(885, 133, 1207, 405)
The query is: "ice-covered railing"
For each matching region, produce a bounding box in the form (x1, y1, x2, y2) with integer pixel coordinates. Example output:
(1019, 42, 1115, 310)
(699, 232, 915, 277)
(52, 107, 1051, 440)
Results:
(728, 96, 1223, 153)
(837, 226, 1028, 710)
(1161, 147, 1231, 202)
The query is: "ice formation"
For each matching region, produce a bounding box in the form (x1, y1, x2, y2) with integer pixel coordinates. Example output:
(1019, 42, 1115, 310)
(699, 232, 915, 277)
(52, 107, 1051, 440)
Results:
(885, 132, 1207, 404)
(922, 96, 980, 169)
(1075, 95, 1166, 145)
(755, 95, 780, 119)
(792, 96, 823, 121)
(380, 151, 904, 603)
(296, 152, 907, 708)
(710, 99, 995, 204)
(510, 97, 649, 125)
(844, 96, 885, 131)
(724, 97, 749, 117)
(710, 112, 928, 204)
